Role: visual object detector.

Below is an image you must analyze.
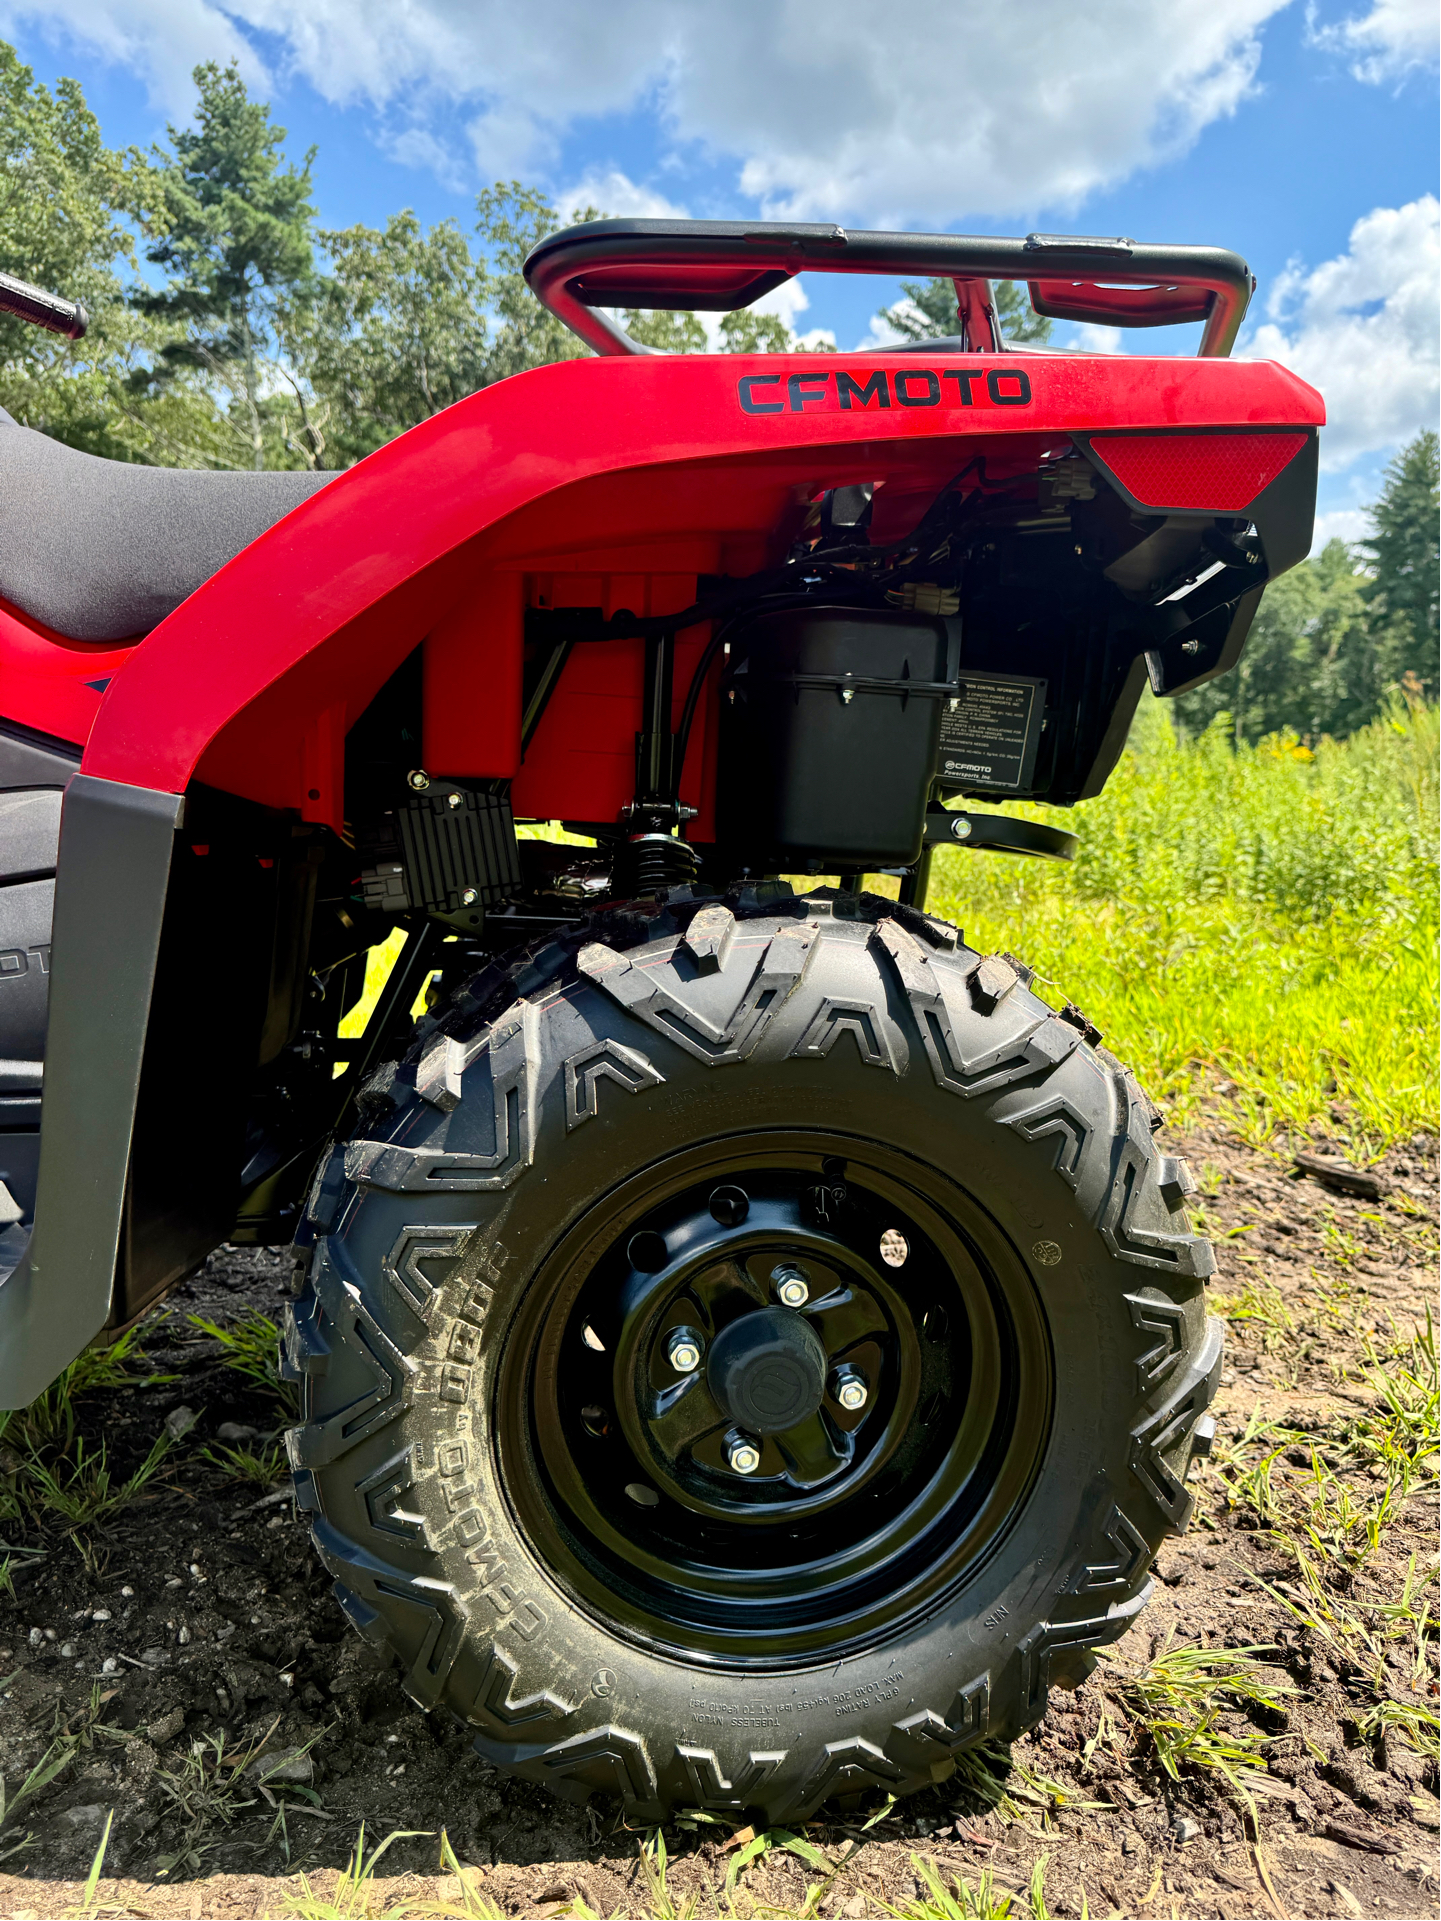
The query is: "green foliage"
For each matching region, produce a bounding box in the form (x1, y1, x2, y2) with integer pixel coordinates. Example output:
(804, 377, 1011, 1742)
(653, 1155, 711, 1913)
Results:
(189, 1307, 298, 1416)
(1173, 539, 1370, 742)
(16, 1429, 171, 1532)
(623, 307, 708, 352)
(136, 60, 318, 470)
(1360, 429, 1439, 681)
(1198, 1306, 1436, 1758)
(722, 1824, 831, 1892)
(471, 181, 591, 384)
(0, 42, 213, 462)
(154, 1726, 273, 1877)
(927, 694, 1439, 1147)
(0, 1684, 128, 1859)
(0, 1322, 176, 1558)
(877, 276, 1052, 346)
(284, 1823, 438, 1917)
(1113, 1644, 1294, 1822)
(885, 1854, 1034, 1918)
(201, 1437, 288, 1486)
(719, 308, 807, 352)
(1176, 432, 1439, 741)
(0, 1320, 165, 1457)
(623, 305, 836, 354)
(305, 212, 491, 465)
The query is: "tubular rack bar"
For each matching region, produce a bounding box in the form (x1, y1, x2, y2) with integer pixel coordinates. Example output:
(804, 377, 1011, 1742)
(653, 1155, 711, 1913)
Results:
(524, 220, 1254, 360)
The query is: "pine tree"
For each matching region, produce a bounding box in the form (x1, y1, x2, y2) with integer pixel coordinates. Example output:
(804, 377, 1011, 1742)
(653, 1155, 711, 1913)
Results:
(877, 276, 1052, 346)
(137, 62, 317, 469)
(1359, 431, 1439, 698)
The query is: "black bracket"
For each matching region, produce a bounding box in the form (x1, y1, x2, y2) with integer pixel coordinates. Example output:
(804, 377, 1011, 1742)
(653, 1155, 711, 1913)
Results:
(924, 809, 1077, 862)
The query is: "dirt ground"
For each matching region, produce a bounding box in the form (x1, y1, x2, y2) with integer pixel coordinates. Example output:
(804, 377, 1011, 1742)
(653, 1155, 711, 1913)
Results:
(0, 1116, 1435, 1921)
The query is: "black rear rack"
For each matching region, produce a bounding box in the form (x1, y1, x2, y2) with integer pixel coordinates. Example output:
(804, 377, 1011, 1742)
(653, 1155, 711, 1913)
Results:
(524, 220, 1253, 360)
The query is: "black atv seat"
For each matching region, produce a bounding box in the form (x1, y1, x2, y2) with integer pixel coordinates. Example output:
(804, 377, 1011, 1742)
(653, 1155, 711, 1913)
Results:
(0, 407, 332, 642)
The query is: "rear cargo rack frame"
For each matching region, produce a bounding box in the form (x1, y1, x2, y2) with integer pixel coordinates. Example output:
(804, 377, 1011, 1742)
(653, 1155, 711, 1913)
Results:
(525, 220, 1254, 360)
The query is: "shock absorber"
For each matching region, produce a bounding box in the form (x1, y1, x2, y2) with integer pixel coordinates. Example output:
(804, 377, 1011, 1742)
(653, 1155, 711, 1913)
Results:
(613, 831, 698, 899)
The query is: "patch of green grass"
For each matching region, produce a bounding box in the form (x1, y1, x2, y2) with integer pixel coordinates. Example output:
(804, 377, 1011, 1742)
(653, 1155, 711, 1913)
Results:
(924, 695, 1438, 1149)
(153, 1724, 291, 1878)
(0, 1685, 129, 1862)
(882, 1853, 1043, 1920)
(722, 1823, 832, 1895)
(0, 1325, 175, 1563)
(1110, 1643, 1296, 1826)
(283, 1824, 455, 1919)
(17, 1430, 171, 1532)
(1202, 1303, 1437, 1746)
(0, 1321, 166, 1459)
(201, 1437, 288, 1486)
(1348, 1314, 1440, 1498)
(188, 1308, 299, 1419)
(1213, 1276, 1295, 1355)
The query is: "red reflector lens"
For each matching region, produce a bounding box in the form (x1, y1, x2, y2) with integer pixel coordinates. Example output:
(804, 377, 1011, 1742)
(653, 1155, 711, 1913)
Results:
(1089, 432, 1307, 511)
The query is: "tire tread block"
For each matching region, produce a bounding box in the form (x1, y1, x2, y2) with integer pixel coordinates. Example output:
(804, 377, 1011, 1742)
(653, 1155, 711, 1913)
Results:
(1127, 1318, 1225, 1528)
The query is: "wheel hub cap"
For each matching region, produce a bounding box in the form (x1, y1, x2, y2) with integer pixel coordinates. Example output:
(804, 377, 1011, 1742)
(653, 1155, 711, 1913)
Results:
(707, 1305, 827, 1434)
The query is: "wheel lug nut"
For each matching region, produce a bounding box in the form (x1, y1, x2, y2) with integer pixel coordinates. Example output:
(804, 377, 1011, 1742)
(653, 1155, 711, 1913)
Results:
(832, 1367, 869, 1412)
(772, 1265, 809, 1309)
(725, 1432, 761, 1475)
(666, 1327, 704, 1374)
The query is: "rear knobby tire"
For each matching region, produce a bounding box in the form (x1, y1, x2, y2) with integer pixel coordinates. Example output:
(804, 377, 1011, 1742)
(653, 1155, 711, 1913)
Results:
(284, 887, 1220, 1823)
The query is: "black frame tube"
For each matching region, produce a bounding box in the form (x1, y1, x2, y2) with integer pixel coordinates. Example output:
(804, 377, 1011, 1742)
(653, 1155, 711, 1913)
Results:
(524, 220, 1253, 360)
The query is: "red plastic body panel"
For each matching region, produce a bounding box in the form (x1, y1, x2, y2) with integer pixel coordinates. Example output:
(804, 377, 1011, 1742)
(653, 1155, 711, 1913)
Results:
(1088, 429, 1309, 511)
(423, 573, 524, 780)
(0, 351, 1323, 831)
(0, 598, 135, 751)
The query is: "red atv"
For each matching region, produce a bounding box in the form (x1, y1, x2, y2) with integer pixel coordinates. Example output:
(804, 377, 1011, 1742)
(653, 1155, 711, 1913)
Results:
(0, 225, 1319, 1822)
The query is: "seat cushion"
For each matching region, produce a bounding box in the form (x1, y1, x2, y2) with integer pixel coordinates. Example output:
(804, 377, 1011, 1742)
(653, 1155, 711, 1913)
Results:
(0, 408, 333, 641)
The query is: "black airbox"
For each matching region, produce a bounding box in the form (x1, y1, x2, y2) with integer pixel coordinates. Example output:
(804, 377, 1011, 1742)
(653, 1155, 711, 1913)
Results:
(717, 606, 955, 866)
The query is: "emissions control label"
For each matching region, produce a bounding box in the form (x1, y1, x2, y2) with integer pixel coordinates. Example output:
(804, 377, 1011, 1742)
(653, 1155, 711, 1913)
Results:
(938, 674, 1047, 791)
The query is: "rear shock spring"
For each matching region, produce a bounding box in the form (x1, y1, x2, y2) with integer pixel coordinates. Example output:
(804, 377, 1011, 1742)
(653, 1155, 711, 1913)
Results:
(614, 832, 699, 899)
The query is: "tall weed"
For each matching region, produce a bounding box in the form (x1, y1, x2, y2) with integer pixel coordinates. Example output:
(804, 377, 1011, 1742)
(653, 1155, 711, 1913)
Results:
(929, 697, 1439, 1145)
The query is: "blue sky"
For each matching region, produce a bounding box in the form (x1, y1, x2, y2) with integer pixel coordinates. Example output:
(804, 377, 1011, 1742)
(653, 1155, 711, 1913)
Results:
(2, 0, 1435, 540)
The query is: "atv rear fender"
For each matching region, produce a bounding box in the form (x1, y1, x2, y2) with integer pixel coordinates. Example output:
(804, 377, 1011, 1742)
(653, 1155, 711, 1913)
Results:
(0, 344, 1321, 1405)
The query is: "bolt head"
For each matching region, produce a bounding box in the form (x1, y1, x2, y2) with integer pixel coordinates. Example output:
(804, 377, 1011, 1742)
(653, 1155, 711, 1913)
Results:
(726, 1435, 762, 1475)
(447, 791, 463, 809)
(406, 769, 430, 791)
(833, 1368, 868, 1412)
(460, 888, 478, 906)
(773, 1267, 809, 1309)
(666, 1327, 704, 1374)
(951, 817, 973, 841)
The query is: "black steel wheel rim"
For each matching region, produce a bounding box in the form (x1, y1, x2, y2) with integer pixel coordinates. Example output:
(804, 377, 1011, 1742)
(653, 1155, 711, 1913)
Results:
(496, 1131, 1052, 1666)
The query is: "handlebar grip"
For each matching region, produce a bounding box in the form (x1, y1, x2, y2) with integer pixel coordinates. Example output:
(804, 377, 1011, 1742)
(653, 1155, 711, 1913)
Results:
(0, 270, 88, 340)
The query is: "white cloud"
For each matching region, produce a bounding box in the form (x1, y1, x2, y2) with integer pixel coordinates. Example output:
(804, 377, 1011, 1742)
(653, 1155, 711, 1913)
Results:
(556, 169, 688, 222)
(0, 0, 262, 111)
(5, 0, 1290, 223)
(1071, 323, 1126, 355)
(855, 306, 912, 352)
(382, 126, 471, 193)
(1240, 197, 1440, 470)
(1309, 0, 1439, 83)
(1311, 504, 1371, 548)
